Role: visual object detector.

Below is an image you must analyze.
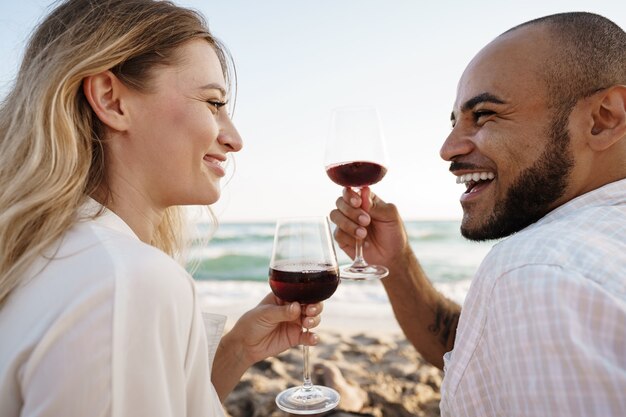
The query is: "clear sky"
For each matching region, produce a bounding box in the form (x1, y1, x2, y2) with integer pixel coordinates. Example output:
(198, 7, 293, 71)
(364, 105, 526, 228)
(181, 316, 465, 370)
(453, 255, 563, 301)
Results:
(2, 0, 625, 222)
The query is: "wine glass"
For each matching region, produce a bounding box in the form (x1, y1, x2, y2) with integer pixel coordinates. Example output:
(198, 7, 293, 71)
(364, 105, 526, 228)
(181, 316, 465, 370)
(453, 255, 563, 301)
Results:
(324, 105, 389, 280)
(269, 216, 341, 415)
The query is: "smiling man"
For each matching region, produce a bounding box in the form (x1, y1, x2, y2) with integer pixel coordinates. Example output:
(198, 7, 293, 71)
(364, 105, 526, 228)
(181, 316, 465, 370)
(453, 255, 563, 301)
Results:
(330, 11, 626, 417)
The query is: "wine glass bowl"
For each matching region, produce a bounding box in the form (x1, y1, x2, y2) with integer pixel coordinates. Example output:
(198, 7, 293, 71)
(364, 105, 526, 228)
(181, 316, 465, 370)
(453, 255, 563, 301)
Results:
(269, 262, 339, 305)
(326, 161, 387, 188)
(324, 106, 390, 280)
(269, 216, 341, 414)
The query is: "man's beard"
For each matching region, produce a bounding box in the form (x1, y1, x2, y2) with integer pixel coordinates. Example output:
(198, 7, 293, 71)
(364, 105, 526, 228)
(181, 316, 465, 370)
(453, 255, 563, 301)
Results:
(461, 110, 575, 241)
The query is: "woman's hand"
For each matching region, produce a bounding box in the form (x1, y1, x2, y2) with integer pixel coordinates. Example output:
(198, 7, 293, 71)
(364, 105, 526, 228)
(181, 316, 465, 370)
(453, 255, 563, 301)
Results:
(231, 292, 323, 365)
(212, 292, 323, 400)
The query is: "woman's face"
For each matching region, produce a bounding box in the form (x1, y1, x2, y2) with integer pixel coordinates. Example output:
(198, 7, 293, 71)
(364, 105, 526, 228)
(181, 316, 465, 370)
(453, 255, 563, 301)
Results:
(115, 39, 242, 209)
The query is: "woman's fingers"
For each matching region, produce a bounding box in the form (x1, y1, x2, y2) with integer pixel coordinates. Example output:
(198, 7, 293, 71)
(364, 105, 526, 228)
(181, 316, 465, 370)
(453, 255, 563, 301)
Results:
(302, 315, 321, 330)
(305, 303, 323, 316)
(299, 331, 320, 346)
(301, 302, 323, 329)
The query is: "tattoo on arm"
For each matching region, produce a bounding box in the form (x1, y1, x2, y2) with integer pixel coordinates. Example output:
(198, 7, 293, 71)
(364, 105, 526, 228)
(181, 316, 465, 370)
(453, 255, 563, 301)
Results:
(428, 301, 460, 348)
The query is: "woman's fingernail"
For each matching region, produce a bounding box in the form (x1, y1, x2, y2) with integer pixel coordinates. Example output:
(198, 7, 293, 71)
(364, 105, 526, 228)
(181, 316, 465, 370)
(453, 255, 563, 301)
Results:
(356, 227, 367, 239)
(358, 214, 369, 225)
(311, 333, 320, 344)
(350, 197, 359, 207)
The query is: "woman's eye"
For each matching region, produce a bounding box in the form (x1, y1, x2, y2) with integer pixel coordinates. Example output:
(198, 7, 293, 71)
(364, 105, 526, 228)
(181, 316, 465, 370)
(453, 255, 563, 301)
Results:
(206, 100, 227, 115)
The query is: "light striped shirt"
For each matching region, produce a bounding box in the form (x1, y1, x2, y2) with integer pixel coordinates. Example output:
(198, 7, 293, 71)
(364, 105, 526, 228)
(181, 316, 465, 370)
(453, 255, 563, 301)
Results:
(440, 178, 626, 417)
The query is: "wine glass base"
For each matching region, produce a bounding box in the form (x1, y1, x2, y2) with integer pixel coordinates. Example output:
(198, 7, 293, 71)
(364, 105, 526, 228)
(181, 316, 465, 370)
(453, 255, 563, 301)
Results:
(340, 264, 389, 280)
(275, 385, 340, 415)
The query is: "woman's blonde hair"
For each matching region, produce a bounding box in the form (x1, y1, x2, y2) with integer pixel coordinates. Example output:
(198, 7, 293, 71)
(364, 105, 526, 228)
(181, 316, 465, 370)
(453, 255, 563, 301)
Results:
(0, 0, 233, 305)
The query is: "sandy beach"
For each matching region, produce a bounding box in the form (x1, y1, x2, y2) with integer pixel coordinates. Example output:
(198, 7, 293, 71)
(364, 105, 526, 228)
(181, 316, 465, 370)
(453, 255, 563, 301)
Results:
(198, 281, 444, 416)
(223, 329, 443, 417)
(190, 220, 475, 415)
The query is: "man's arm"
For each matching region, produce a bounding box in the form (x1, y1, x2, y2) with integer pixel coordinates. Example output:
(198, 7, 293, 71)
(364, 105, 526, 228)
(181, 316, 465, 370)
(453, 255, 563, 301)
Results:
(382, 244, 459, 369)
(330, 187, 460, 369)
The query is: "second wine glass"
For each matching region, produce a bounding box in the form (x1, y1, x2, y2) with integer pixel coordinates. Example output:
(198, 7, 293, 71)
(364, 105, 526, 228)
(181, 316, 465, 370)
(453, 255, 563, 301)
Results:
(269, 216, 341, 414)
(324, 105, 389, 280)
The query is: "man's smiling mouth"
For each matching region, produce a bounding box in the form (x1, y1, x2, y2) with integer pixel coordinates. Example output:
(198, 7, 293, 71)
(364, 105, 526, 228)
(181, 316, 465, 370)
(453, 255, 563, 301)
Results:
(456, 172, 496, 193)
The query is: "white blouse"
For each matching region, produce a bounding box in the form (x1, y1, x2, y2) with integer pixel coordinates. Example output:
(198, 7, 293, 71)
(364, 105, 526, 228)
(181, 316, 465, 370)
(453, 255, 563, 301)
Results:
(0, 200, 227, 416)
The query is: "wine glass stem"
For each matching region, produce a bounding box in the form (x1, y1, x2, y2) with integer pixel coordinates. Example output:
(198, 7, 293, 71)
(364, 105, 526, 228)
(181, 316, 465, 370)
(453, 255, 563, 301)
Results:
(350, 186, 368, 268)
(352, 238, 368, 267)
(302, 327, 313, 390)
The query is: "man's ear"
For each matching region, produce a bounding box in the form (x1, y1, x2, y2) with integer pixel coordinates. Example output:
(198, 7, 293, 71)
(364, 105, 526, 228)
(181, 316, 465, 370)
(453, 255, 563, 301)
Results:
(588, 85, 626, 151)
(82, 70, 130, 132)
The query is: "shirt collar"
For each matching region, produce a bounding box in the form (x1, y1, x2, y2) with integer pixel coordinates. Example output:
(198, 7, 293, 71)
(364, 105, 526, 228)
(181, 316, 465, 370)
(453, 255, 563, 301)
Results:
(532, 178, 626, 228)
(78, 197, 140, 240)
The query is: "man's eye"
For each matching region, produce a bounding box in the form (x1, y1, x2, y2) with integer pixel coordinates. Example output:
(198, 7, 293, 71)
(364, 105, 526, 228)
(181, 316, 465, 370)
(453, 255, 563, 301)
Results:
(207, 100, 227, 114)
(473, 110, 495, 122)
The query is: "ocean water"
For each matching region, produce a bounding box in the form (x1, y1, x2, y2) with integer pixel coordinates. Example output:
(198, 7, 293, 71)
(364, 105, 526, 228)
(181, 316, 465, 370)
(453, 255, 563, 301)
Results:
(187, 220, 494, 308)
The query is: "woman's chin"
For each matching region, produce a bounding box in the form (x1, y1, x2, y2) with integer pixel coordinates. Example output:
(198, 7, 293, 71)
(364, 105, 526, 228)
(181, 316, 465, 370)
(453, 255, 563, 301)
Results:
(174, 191, 220, 207)
(197, 191, 221, 206)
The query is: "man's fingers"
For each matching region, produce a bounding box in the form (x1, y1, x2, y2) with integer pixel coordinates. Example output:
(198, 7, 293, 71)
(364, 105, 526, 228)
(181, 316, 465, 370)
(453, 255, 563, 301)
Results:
(342, 187, 361, 207)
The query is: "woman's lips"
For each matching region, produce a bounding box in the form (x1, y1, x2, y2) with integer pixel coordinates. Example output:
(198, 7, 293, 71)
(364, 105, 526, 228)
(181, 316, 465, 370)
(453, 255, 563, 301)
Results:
(203, 154, 226, 177)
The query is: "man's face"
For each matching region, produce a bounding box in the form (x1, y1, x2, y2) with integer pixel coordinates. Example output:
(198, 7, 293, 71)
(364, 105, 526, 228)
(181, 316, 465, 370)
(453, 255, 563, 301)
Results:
(441, 27, 575, 241)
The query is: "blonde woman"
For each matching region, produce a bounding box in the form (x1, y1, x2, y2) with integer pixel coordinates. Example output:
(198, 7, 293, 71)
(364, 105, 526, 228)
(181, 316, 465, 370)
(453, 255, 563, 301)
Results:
(0, 1, 323, 415)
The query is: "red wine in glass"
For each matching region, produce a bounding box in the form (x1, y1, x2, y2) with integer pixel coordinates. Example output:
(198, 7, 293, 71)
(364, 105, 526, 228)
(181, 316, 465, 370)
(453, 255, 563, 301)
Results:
(326, 161, 387, 188)
(269, 263, 339, 304)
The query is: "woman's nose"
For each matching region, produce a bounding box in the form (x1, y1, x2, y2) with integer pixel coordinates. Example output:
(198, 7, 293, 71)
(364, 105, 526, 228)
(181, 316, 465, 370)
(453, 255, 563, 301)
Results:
(219, 117, 243, 152)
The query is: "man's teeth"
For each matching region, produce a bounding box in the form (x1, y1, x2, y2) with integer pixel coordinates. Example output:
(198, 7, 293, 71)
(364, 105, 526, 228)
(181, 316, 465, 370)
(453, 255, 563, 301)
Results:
(456, 172, 495, 184)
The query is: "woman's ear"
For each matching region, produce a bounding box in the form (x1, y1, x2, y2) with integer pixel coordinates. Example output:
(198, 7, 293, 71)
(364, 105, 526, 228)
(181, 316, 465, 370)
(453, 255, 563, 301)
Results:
(82, 70, 130, 131)
(588, 85, 626, 151)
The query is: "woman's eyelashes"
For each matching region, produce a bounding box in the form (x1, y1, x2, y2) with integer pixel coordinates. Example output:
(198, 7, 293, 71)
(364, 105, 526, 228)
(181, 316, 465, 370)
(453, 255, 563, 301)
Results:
(206, 99, 227, 115)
